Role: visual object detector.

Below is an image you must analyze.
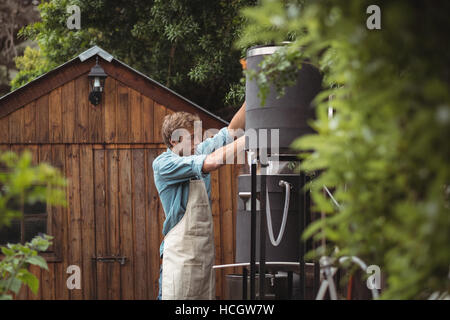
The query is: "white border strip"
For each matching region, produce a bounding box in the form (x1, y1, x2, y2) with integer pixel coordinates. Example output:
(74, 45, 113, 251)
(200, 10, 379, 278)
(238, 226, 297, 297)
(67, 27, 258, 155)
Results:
(247, 46, 283, 58)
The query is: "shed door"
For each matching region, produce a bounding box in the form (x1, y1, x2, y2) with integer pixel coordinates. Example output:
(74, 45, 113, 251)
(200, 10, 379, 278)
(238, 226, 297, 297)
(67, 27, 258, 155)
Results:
(92, 147, 165, 299)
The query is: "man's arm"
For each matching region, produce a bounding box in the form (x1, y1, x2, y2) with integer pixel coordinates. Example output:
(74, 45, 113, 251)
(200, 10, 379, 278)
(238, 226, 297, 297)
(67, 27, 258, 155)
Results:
(228, 102, 246, 137)
(202, 135, 246, 174)
(196, 101, 246, 155)
(202, 102, 246, 173)
(154, 153, 208, 185)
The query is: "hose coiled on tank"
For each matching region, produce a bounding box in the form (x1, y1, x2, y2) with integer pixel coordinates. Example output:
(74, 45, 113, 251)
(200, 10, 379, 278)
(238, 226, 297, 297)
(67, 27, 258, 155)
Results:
(266, 180, 292, 247)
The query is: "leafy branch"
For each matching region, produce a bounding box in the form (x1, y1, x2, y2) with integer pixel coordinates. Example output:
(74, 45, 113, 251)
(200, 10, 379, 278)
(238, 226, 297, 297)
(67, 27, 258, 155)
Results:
(0, 235, 53, 300)
(0, 150, 67, 300)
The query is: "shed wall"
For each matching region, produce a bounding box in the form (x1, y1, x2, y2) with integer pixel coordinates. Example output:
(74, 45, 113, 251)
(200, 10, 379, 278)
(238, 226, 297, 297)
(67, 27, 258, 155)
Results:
(0, 73, 240, 300)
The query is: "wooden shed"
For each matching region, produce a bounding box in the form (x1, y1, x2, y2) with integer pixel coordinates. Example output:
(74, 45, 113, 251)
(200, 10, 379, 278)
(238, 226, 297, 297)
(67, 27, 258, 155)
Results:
(0, 46, 241, 300)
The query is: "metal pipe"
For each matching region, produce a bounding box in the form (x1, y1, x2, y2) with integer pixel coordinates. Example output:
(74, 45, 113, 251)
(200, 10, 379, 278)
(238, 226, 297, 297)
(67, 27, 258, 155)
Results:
(298, 173, 305, 299)
(338, 256, 380, 299)
(213, 262, 315, 269)
(250, 161, 257, 299)
(242, 267, 248, 300)
(259, 172, 267, 300)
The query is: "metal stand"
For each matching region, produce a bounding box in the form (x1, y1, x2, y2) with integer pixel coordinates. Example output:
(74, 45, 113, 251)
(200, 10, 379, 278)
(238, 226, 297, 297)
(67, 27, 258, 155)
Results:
(242, 153, 310, 300)
(250, 161, 257, 299)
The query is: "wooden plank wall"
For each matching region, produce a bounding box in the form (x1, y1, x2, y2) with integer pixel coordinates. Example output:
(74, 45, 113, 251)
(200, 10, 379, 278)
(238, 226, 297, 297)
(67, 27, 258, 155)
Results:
(0, 144, 239, 300)
(0, 74, 183, 145)
(0, 73, 240, 300)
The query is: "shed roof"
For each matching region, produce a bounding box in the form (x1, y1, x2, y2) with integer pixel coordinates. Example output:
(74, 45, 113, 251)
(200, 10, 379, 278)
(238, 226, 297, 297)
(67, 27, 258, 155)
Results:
(0, 46, 228, 127)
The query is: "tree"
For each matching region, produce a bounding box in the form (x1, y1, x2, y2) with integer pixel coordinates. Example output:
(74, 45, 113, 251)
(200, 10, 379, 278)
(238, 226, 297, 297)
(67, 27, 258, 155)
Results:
(0, 0, 41, 97)
(237, 0, 450, 299)
(11, 0, 255, 116)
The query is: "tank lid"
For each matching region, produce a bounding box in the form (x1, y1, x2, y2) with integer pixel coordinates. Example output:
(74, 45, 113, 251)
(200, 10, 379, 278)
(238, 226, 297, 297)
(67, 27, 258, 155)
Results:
(246, 42, 292, 58)
(247, 45, 283, 58)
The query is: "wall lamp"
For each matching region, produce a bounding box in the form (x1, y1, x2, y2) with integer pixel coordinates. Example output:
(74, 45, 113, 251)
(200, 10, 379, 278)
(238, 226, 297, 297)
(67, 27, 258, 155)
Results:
(88, 57, 107, 106)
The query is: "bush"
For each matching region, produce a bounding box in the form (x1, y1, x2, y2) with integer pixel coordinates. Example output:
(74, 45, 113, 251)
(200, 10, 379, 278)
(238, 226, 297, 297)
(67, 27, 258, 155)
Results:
(0, 150, 66, 299)
(237, 0, 450, 299)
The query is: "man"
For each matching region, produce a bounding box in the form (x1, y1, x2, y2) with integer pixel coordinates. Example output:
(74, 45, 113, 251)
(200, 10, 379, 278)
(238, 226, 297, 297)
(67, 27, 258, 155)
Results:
(152, 103, 246, 300)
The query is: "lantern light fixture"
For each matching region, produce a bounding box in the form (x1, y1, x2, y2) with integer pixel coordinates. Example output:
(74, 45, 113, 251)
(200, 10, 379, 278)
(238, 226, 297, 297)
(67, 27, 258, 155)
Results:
(88, 56, 108, 106)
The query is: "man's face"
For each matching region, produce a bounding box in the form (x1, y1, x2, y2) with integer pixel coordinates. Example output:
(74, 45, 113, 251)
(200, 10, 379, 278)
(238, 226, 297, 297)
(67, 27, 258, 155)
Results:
(171, 128, 201, 156)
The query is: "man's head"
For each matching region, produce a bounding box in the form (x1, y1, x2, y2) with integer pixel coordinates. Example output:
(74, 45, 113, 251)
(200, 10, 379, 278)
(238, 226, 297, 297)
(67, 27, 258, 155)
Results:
(162, 111, 202, 156)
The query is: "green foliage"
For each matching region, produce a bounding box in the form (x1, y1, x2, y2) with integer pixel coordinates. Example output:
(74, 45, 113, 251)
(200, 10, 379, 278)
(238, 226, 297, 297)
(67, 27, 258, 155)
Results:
(0, 150, 67, 299)
(224, 77, 246, 108)
(238, 0, 450, 299)
(12, 0, 257, 112)
(10, 47, 53, 92)
(0, 235, 53, 300)
(0, 150, 67, 228)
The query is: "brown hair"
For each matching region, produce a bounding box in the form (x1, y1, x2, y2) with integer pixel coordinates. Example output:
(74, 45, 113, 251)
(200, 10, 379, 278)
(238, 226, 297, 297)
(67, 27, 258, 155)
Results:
(161, 111, 201, 148)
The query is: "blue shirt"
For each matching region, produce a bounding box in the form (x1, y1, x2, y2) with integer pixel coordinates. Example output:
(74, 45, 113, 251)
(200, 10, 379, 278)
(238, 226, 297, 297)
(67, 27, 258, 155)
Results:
(152, 127, 234, 257)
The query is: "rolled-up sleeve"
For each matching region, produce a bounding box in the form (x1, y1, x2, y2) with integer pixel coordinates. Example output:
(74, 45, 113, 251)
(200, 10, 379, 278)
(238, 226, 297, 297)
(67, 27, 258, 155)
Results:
(153, 152, 208, 185)
(197, 127, 234, 155)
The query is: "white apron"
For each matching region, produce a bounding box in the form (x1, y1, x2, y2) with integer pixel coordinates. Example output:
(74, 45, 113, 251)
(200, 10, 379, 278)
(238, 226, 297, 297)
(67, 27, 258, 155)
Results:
(161, 179, 216, 300)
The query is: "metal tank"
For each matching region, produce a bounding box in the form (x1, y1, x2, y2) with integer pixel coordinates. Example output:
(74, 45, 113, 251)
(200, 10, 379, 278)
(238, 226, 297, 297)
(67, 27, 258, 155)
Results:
(235, 171, 308, 263)
(245, 44, 322, 155)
